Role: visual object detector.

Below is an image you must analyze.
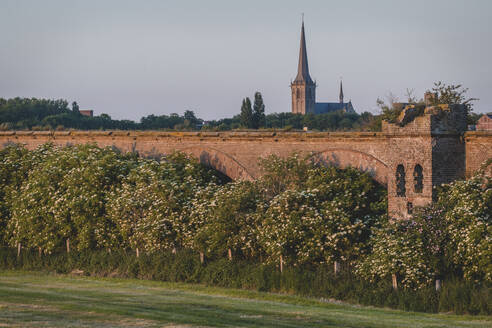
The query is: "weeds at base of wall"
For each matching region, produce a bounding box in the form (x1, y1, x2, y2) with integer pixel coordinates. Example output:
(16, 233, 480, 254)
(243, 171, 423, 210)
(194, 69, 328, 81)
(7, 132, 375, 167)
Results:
(0, 247, 489, 315)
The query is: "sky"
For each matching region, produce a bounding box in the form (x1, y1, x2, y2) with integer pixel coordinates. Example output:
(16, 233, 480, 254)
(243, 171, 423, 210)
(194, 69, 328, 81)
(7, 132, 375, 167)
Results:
(1, 0, 491, 121)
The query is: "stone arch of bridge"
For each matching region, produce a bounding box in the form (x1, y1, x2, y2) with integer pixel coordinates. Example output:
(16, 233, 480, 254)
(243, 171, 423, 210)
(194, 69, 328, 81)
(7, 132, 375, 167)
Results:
(180, 146, 254, 181)
(310, 148, 389, 186)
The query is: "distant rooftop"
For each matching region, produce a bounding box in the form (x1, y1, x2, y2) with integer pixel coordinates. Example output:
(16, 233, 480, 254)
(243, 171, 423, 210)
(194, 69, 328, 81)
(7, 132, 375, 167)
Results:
(80, 110, 93, 117)
(315, 102, 355, 114)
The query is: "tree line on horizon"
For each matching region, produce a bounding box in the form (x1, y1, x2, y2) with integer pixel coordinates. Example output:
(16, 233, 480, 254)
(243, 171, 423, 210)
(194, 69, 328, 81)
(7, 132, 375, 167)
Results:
(0, 95, 378, 132)
(0, 83, 482, 132)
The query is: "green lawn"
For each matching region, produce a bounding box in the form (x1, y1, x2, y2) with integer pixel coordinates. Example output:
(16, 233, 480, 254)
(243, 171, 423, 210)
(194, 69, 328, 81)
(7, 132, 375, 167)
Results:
(0, 271, 490, 328)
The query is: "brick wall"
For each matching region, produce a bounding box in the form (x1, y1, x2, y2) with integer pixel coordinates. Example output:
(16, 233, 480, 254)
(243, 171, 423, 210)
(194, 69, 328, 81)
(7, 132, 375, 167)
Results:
(0, 117, 490, 219)
(464, 132, 492, 177)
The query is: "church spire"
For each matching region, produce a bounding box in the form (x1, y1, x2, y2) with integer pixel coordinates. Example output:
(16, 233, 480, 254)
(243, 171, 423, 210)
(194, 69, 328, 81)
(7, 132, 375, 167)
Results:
(294, 20, 313, 84)
(339, 79, 344, 103)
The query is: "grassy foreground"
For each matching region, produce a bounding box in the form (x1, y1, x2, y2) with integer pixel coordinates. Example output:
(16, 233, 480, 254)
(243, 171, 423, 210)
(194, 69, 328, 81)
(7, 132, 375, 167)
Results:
(0, 271, 490, 328)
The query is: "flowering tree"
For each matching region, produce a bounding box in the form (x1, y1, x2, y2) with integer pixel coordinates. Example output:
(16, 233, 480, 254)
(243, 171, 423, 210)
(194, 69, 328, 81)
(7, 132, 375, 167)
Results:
(0, 145, 31, 245)
(439, 171, 491, 282)
(259, 188, 382, 268)
(193, 181, 263, 259)
(356, 214, 443, 289)
(357, 167, 491, 289)
(108, 160, 181, 253)
(258, 153, 311, 197)
(8, 145, 72, 253)
(258, 155, 386, 267)
(7, 144, 135, 253)
(259, 189, 323, 265)
(107, 152, 223, 255)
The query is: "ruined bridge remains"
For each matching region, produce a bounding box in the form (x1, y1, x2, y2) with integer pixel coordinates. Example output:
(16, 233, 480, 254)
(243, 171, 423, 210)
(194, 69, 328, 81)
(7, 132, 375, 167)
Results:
(0, 106, 491, 218)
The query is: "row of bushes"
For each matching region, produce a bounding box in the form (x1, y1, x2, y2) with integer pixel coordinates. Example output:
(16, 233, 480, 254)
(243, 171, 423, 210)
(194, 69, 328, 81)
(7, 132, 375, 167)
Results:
(0, 144, 386, 268)
(0, 143, 490, 313)
(2, 247, 489, 315)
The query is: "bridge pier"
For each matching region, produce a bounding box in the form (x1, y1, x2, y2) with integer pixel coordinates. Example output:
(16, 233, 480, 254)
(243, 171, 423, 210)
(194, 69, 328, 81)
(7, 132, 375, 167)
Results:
(383, 104, 468, 219)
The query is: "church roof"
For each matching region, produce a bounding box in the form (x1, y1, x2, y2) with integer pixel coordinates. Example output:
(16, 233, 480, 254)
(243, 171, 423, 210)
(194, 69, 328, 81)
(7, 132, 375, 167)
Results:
(293, 22, 314, 84)
(315, 102, 355, 114)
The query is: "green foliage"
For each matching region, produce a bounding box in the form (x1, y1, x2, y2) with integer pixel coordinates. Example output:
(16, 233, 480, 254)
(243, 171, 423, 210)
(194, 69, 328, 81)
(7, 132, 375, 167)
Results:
(0, 97, 375, 132)
(240, 97, 253, 128)
(252, 92, 266, 129)
(432, 81, 478, 114)
(357, 213, 443, 289)
(357, 172, 491, 289)
(72, 101, 80, 114)
(1, 248, 489, 315)
(437, 171, 491, 282)
(189, 181, 263, 258)
(1, 96, 376, 132)
(0, 82, 476, 132)
(378, 82, 477, 125)
(106, 152, 223, 253)
(258, 155, 386, 266)
(0, 145, 31, 244)
(6, 144, 137, 253)
(258, 153, 311, 196)
(0, 97, 141, 130)
(140, 113, 190, 130)
(0, 143, 489, 314)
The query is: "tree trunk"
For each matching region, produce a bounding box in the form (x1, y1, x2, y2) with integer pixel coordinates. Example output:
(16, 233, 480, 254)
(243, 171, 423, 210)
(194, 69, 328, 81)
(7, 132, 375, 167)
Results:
(334, 261, 340, 276)
(17, 242, 21, 258)
(172, 247, 177, 254)
(228, 248, 232, 261)
(136, 247, 139, 258)
(200, 252, 204, 264)
(435, 279, 442, 292)
(392, 273, 398, 290)
(38, 247, 42, 257)
(66, 238, 70, 253)
(280, 255, 283, 273)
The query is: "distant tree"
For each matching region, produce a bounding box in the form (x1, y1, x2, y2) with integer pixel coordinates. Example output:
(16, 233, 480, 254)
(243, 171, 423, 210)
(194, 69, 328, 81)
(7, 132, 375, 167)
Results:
(252, 92, 266, 129)
(404, 88, 419, 103)
(184, 110, 198, 125)
(240, 97, 253, 128)
(431, 81, 478, 114)
(71, 101, 80, 114)
(377, 92, 403, 123)
(467, 112, 482, 125)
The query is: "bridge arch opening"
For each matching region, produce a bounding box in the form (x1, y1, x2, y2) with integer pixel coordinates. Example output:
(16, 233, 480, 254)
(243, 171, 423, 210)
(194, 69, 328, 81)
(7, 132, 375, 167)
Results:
(180, 146, 254, 181)
(310, 149, 389, 186)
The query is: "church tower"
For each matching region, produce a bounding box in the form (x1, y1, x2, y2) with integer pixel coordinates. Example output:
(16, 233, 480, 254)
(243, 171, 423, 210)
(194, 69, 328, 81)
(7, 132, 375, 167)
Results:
(291, 21, 316, 114)
(339, 80, 344, 103)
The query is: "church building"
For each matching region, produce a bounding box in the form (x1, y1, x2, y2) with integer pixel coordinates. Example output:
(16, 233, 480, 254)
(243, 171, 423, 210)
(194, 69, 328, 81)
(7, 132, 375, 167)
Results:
(291, 22, 356, 115)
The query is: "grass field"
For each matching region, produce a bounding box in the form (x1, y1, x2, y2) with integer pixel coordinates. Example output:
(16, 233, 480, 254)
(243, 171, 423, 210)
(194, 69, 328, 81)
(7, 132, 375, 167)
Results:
(0, 271, 490, 328)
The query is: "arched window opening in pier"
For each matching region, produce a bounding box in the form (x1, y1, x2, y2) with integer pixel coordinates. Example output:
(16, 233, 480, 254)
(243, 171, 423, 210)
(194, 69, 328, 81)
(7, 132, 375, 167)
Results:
(414, 164, 423, 193)
(396, 164, 406, 197)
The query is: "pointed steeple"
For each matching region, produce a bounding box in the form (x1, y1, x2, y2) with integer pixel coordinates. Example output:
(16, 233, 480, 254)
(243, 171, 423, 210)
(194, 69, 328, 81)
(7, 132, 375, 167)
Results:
(294, 20, 313, 84)
(339, 80, 344, 103)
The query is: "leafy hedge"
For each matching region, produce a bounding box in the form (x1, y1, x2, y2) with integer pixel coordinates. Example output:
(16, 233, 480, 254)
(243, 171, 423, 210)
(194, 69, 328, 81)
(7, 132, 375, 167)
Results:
(0, 143, 490, 314)
(1, 248, 489, 315)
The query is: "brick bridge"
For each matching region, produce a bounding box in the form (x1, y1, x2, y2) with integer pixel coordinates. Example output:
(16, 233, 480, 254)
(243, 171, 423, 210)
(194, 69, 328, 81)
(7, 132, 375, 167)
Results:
(0, 108, 491, 218)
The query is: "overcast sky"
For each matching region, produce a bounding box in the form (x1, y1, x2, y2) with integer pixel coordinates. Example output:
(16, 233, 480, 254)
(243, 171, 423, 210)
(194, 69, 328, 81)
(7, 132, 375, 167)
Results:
(1, 0, 491, 121)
